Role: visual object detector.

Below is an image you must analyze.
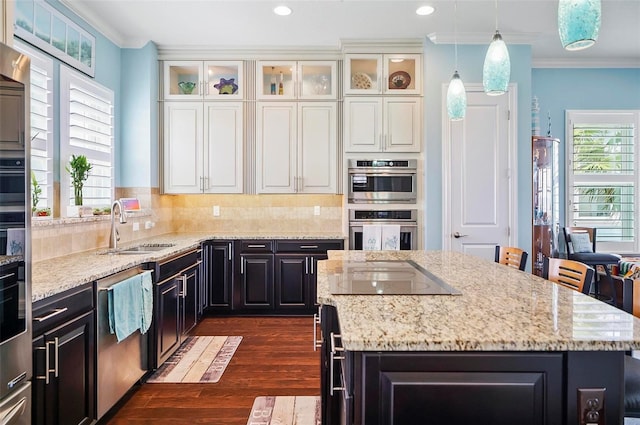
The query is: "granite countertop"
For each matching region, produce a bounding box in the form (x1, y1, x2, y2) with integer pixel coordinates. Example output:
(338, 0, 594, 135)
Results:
(317, 250, 640, 352)
(0, 255, 23, 267)
(32, 231, 345, 302)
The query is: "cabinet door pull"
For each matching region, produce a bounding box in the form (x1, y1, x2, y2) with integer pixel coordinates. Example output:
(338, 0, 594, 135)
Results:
(247, 244, 266, 248)
(240, 258, 244, 274)
(179, 275, 187, 297)
(300, 245, 318, 249)
(311, 256, 314, 275)
(305, 257, 309, 275)
(45, 340, 55, 384)
(313, 309, 322, 351)
(34, 307, 68, 322)
(0, 272, 16, 281)
(228, 243, 232, 261)
(53, 337, 60, 378)
(329, 332, 345, 395)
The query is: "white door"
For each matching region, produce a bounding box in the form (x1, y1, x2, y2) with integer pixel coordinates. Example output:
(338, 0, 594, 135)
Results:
(163, 102, 203, 194)
(204, 102, 243, 193)
(443, 84, 517, 261)
(298, 102, 336, 193)
(256, 102, 297, 193)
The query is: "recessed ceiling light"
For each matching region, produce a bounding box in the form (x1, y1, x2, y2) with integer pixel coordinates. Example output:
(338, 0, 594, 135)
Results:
(274, 5, 292, 16)
(416, 5, 435, 16)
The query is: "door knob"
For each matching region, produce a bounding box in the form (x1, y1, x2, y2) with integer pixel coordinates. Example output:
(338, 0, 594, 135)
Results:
(453, 232, 468, 238)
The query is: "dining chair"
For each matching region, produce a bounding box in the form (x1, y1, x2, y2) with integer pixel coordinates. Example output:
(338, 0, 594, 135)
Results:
(542, 257, 594, 295)
(494, 246, 528, 271)
(563, 227, 621, 304)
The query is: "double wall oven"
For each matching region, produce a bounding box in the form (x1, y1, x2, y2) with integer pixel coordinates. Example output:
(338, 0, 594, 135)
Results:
(347, 159, 419, 251)
(0, 42, 31, 425)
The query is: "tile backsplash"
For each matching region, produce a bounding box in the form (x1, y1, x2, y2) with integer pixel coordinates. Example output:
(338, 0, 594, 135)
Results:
(31, 189, 345, 261)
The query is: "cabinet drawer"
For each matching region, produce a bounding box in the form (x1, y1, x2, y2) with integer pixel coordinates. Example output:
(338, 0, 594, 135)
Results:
(275, 240, 344, 253)
(240, 240, 274, 252)
(153, 249, 200, 283)
(32, 284, 94, 336)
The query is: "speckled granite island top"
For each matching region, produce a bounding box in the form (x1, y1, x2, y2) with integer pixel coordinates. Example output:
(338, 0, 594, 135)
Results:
(317, 250, 640, 352)
(32, 231, 344, 302)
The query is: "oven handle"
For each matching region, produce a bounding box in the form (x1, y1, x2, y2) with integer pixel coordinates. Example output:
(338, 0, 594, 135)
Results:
(348, 169, 417, 175)
(350, 222, 417, 227)
(0, 396, 27, 424)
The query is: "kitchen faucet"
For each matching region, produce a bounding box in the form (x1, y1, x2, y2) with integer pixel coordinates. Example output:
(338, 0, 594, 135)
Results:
(109, 199, 127, 250)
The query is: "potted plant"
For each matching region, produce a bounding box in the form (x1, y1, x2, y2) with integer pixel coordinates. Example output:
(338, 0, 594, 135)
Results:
(31, 170, 42, 215)
(65, 154, 93, 217)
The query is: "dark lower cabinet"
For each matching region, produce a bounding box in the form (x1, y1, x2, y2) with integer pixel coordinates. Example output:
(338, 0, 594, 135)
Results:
(155, 277, 181, 367)
(238, 253, 274, 309)
(33, 310, 95, 425)
(181, 263, 199, 335)
(275, 253, 327, 312)
(203, 241, 234, 312)
(321, 305, 624, 425)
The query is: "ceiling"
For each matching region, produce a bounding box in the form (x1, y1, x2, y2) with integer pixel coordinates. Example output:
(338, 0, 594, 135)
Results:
(61, 0, 640, 66)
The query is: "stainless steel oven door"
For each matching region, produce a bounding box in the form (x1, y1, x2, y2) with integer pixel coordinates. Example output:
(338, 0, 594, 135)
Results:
(0, 381, 30, 425)
(0, 158, 26, 206)
(349, 223, 417, 250)
(348, 171, 416, 203)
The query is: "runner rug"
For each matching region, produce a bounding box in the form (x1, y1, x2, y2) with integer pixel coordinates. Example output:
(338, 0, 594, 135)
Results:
(146, 336, 242, 383)
(247, 396, 321, 425)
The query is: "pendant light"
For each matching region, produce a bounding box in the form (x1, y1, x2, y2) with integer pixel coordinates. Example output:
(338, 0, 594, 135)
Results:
(447, 0, 466, 121)
(483, 0, 510, 96)
(558, 0, 601, 51)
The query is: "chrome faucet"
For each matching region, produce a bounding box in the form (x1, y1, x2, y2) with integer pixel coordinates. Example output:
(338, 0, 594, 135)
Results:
(109, 199, 127, 250)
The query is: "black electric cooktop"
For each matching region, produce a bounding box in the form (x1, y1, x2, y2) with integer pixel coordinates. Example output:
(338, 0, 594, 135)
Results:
(329, 260, 461, 295)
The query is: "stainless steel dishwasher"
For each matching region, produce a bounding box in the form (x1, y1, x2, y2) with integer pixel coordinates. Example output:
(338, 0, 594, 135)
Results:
(96, 267, 150, 420)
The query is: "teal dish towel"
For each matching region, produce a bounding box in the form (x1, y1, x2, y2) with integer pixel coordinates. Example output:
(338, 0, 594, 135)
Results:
(108, 273, 144, 342)
(140, 270, 153, 335)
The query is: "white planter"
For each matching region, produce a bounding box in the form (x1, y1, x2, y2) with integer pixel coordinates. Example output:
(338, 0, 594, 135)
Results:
(67, 205, 94, 217)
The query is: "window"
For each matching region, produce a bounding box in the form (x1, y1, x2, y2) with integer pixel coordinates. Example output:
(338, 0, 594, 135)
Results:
(13, 41, 53, 215)
(60, 66, 114, 213)
(566, 110, 640, 253)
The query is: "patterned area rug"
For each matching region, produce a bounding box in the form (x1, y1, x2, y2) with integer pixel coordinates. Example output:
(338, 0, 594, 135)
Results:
(247, 396, 321, 425)
(146, 336, 242, 383)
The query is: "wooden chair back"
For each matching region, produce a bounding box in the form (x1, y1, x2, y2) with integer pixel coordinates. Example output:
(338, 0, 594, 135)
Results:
(494, 246, 528, 271)
(563, 227, 597, 254)
(542, 257, 594, 294)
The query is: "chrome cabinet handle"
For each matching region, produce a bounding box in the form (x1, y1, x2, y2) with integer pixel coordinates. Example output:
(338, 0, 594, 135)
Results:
(300, 245, 318, 249)
(311, 256, 314, 275)
(178, 275, 187, 298)
(228, 243, 232, 261)
(45, 340, 56, 384)
(313, 309, 322, 351)
(453, 232, 468, 238)
(0, 272, 16, 281)
(53, 337, 59, 378)
(305, 257, 309, 275)
(34, 307, 68, 322)
(247, 244, 266, 248)
(240, 258, 244, 274)
(329, 332, 345, 395)
(34, 345, 48, 382)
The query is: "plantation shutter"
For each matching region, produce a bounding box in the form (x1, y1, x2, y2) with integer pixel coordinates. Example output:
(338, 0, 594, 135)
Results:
(60, 66, 114, 210)
(567, 111, 639, 253)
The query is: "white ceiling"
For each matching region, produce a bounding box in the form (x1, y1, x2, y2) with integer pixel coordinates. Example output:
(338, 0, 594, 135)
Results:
(61, 0, 640, 66)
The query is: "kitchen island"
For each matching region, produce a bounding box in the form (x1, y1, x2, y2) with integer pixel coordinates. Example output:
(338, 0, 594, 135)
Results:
(316, 250, 640, 425)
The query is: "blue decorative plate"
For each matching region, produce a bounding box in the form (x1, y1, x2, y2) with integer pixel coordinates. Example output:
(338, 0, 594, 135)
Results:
(214, 78, 238, 95)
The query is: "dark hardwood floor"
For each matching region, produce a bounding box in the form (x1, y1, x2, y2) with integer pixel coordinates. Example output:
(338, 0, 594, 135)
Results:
(103, 316, 320, 425)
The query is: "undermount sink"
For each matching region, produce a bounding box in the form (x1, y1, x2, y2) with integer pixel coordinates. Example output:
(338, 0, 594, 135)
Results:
(100, 243, 176, 255)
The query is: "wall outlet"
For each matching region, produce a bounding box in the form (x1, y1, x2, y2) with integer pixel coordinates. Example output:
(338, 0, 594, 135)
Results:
(314, 205, 320, 216)
(132, 222, 140, 232)
(213, 205, 220, 216)
(578, 388, 605, 425)
(145, 221, 153, 229)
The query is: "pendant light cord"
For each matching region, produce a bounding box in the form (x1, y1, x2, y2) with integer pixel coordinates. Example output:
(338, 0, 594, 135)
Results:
(454, 0, 458, 70)
(495, 0, 499, 31)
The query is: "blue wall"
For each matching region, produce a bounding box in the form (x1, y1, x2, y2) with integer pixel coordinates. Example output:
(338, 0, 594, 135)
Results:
(121, 42, 159, 187)
(532, 68, 640, 226)
(423, 40, 533, 252)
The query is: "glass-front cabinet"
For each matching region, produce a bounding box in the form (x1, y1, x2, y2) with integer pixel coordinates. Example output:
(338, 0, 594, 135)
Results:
(532, 136, 560, 276)
(256, 61, 336, 100)
(344, 53, 421, 95)
(164, 61, 243, 100)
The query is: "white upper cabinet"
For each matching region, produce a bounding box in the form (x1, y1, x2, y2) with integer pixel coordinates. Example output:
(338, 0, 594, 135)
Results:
(164, 102, 243, 194)
(344, 97, 421, 153)
(164, 61, 244, 100)
(257, 102, 336, 193)
(344, 54, 421, 95)
(257, 61, 337, 100)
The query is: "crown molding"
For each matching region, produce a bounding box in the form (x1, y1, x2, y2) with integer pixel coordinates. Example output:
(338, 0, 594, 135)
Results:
(158, 45, 343, 61)
(427, 32, 542, 45)
(59, 0, 129, 47)
(532, 57, 640, 68)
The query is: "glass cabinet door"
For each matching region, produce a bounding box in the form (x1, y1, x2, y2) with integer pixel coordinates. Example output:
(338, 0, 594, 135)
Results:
(298, 61, 336, 99)
(204, 61, 243, 99)
(164, 61, 202, 99)
(344, 54, 382, 95)
(257, 61, 297, 100)
(383, 54, 421, 95)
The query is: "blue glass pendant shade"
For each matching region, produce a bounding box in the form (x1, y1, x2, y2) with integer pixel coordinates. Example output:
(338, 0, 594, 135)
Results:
(483, 31, 510, 96)
(447, 71, 467, 121)
(558, 0, 601, 51)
